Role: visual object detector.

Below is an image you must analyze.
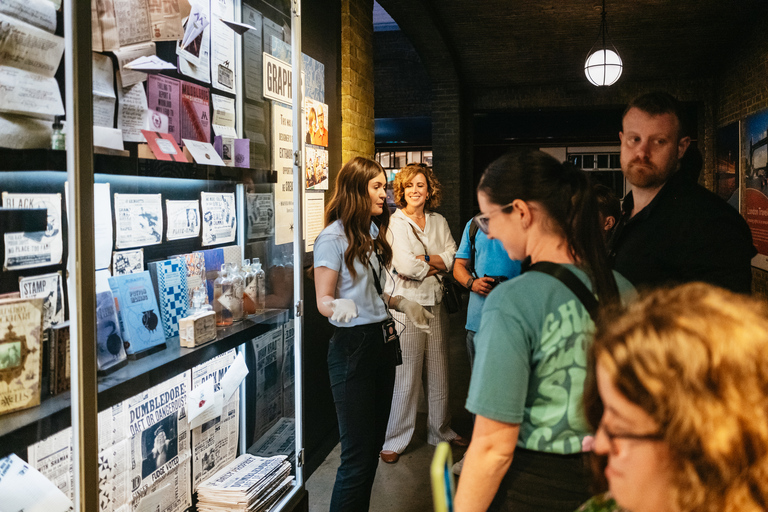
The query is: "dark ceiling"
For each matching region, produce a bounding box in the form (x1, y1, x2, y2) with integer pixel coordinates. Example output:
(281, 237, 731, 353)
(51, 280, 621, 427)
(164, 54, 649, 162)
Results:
(376, 0, 768, 90)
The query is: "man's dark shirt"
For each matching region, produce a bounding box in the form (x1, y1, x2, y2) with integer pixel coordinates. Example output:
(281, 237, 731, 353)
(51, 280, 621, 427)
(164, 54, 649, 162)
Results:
(608, 169, 757, 294)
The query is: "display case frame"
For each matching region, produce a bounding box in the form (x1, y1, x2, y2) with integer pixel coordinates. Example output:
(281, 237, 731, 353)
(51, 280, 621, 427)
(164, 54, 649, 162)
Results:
(0, 0, 307, 509)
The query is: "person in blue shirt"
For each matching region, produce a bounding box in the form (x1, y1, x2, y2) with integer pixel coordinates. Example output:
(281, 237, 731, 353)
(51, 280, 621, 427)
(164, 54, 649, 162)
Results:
(313, 156, 433, 512)
(453, 219, 522, 371)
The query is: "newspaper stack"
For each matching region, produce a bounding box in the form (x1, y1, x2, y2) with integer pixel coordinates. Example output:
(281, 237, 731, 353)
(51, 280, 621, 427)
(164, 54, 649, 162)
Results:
(196, 454, 294, 512)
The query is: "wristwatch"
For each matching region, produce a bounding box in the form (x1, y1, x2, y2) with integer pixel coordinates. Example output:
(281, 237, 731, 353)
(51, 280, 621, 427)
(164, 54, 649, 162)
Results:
(466, 276, 474, 290)
(424, 254, 430, 262)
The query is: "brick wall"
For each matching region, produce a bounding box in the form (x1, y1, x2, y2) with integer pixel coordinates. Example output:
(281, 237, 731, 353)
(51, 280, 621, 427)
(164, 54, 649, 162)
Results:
(341, 0, 375, 163)
(715, 16, 768, 298)
(374, 31, 432, 118)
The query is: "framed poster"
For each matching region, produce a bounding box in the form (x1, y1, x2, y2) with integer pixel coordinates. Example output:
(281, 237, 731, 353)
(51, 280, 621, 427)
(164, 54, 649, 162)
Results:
(744, 109, 768, 270)
(715, 122, 739, 210)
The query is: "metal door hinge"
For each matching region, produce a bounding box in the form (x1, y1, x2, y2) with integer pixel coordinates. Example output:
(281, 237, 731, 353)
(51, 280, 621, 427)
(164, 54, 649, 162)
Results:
(292, 0, 301, 16)
(298, 449, 305, 467)
(295, 300, 303, 317)
(294, 150, 302, 167)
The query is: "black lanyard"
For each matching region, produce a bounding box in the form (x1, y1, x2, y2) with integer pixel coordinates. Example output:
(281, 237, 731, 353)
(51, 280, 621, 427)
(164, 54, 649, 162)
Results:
(368, 252, 385, 295)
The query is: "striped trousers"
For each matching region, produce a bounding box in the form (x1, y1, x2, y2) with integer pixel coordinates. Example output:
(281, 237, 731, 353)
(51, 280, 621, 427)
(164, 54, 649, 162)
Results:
(382, 303, 458, 453)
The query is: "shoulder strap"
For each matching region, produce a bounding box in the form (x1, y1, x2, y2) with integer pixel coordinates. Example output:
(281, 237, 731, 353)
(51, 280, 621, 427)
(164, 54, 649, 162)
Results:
(523, 261, 599, 320)
(408, 223, 429, 255)
(468, 219, 479, 278)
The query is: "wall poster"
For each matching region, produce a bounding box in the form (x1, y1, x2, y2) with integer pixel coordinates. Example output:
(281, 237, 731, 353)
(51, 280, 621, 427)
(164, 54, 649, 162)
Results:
(716, 121, 739, 210)
(744, 109, 768, 270)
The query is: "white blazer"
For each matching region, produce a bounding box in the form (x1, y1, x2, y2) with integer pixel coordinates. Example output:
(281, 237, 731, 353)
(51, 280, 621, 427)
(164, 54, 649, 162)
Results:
(386, 209, 457, 306)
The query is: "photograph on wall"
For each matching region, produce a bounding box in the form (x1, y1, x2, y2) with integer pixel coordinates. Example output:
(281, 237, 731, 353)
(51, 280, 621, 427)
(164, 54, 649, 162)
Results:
(246, 192, 274, 239)
(166, 199, 201, 241)
(200, 192, 236, 246)
(716, 122, 739, 210)
(303, 98, 328, 147)
(305, 146, 328, 190)
(744, 108, 768, 270)
(1, 193, 63, 271)
(114, 193, 163, 249)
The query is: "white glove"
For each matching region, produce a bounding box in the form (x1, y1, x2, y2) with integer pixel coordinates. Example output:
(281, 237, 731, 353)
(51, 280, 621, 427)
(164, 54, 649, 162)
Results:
(324, 298, 358, 323)
(393, 296, 434, 333)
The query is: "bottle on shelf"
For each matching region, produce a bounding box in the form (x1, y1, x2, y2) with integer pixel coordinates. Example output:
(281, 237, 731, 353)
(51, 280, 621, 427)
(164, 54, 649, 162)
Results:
(252, 258, 266, 312)
(214, 264, 233, 327)
(51, 116, 65, 150)
(229, 262, 244, 323)
(242, 259, 257, 315)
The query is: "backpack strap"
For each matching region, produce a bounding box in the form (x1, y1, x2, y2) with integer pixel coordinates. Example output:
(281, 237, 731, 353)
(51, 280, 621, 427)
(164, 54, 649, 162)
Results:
(467, 219, 479, 278)
(522, 260, 599, 320)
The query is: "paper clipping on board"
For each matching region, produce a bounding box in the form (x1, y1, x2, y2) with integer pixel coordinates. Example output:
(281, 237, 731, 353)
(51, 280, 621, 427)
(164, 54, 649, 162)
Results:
(219, 351, 248, 403)
(2, 192, 63, 271)
(148, 0, 183, 41)
(112, 248, 144, 275)
(93, 52, 117, 127)
(114, 193, 163, 249)
(184, 139, 225, 166)
(27, 428, 75, 502)
(304, 191, 325, 252)
(212, 94, 237, 138)
(166, 199, 201, 241)
(0, 66, 64, 119)
(19, 271, 65, 329)
(0, 113, 52, 149)
(200, 192, 236, 245)
(0, 13, 65, 77)
(187, 378, 218, 429)
(113, 0, 152, 47)
(0, 454, 73, 512)
(0, 0, 57, 34)
(191, 350, 240, 490)
(210, 0, 235, 93)
(118, 82, 149, 143)
(246, 193, 274, 240)
(176, 0, 211, 84)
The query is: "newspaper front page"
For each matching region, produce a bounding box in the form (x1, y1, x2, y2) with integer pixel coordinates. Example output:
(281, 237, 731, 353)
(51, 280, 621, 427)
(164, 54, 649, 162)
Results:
(251, 327, 283, 443)
(191, 349, 240, 491)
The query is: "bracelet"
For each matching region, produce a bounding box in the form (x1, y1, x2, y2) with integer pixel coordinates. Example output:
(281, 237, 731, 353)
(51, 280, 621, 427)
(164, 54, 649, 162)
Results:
(466, 276, 474, 290)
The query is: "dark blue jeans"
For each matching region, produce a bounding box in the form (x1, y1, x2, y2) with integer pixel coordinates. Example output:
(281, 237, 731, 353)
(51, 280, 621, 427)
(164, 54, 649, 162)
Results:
(328, 322, 396, 512)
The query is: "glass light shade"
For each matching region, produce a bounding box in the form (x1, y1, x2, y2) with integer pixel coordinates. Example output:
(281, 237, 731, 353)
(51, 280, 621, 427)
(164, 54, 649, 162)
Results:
(584, 48, 623, 86)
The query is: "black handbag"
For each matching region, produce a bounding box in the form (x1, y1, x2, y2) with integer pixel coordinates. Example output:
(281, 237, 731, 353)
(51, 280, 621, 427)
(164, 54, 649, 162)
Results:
(439, 275, 462, 314)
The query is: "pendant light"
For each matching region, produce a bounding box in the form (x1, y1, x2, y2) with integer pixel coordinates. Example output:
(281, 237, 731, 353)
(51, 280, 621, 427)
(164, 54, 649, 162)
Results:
(584, 0, 622, 86)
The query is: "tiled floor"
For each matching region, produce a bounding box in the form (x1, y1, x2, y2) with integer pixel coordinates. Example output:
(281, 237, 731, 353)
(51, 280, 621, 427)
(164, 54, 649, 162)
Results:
(306, 308, 473, 512)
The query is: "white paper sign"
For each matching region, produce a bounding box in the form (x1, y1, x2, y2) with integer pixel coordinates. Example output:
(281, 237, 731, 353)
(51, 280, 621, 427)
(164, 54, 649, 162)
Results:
(219, 351, 248, 402)
(93, 53, 116, 127)
(117, 81, 149, 142)
(187, 378, 218, 429)
(165, 199, 200, 241)
(19, 271, 64, 329)
(263, 52, 294, 105)
(272, 103, 294, 245)
(182, 139, 225, 166)
(94, 182, 114, 270)
(2, 192, 63, 270)
(210, 0, 235, 93)
(0, 13, 64, 76)
(113, 193, 163, 249)
(200, 192, 236, 245)
(211, 94, 237, 137)
(246, 192, 274, 240)
(0, 454, 73, 512)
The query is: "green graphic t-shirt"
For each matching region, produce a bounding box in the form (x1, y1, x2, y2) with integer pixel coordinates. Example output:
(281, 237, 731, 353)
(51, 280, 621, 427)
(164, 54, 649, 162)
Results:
(465, 265, 635, 454)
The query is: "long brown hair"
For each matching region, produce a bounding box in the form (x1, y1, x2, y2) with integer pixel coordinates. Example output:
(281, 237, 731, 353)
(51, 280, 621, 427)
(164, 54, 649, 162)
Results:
(324, 157, 392, 278)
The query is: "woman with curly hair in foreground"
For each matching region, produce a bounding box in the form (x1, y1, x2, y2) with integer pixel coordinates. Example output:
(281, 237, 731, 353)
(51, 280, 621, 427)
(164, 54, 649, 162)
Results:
(578, 282, 768, 512)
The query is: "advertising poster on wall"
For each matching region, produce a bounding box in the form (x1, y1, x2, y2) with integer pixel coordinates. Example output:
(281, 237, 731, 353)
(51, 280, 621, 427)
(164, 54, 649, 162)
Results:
(272, 103, 294, 245)
(744, 109, 768, 270)
(303, 98, 328, 147)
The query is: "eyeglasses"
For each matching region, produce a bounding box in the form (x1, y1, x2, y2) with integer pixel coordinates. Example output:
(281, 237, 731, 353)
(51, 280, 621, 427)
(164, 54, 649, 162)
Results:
(473, 202, 516, 235)
(597, 419, 664, 452)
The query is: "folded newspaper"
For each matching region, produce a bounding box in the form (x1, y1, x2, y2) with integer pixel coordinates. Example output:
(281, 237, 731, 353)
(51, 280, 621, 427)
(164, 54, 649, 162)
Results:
(196, 454, 294, 512)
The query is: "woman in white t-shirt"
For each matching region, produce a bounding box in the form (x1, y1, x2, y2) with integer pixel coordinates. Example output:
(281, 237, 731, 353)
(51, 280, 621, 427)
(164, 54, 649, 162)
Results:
(313, 157, 432, 511)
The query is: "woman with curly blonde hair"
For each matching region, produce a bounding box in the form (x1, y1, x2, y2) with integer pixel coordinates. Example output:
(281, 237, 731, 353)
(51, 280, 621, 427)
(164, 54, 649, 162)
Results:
(379, 162, 465, 464)
(579, 282, 768, 512)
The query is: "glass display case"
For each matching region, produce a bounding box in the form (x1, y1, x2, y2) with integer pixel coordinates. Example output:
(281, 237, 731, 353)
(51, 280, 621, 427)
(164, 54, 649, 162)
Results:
(0, 0, 306, 510)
